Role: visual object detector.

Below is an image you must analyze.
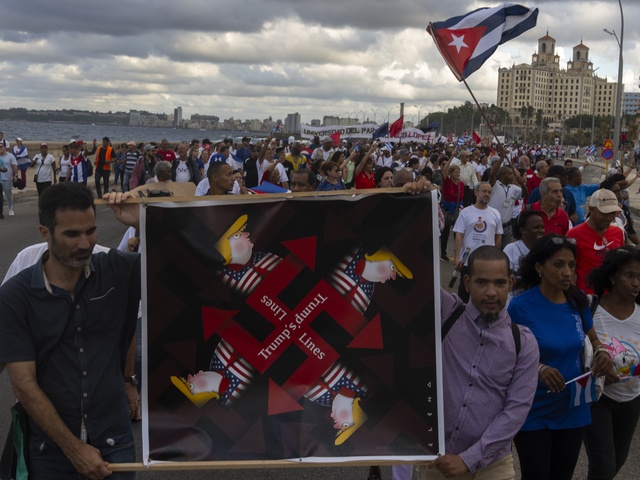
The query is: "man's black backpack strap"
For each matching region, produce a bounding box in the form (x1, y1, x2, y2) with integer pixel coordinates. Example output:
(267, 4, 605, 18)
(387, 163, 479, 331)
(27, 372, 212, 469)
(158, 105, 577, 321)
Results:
(510, 322, 521, 356)
(441, 301, 521, 356)
(441, 303, 467, 339)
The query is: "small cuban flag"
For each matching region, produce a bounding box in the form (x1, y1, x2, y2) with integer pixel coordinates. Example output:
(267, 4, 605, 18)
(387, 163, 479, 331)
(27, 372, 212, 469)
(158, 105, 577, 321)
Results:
(586, 144, 596, 156)
(568, 372, 597, 408)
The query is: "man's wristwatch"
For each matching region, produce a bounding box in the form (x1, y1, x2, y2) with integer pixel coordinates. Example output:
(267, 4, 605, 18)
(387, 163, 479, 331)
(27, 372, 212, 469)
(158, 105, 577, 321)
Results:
(124, 374, 138, 386)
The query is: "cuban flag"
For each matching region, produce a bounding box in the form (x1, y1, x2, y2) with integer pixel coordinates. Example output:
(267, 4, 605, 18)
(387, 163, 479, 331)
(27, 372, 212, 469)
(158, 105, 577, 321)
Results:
(568, 372, 597, 408)
(586, 144, 596, 156)
(427, 4, 539, 81)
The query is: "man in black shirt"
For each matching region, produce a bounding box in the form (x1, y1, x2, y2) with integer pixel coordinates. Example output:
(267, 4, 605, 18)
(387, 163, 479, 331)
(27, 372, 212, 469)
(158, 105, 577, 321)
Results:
(0, 183, 140, 479)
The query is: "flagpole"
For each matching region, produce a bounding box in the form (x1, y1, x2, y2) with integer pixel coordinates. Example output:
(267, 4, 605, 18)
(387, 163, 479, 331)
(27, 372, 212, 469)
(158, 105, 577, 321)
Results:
(461, 78, 502, 148)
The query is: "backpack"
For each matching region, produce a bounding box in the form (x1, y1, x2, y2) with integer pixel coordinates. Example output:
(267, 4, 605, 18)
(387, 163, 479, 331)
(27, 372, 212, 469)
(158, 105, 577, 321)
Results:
(442, 302, 521, 355)
(139, 159, 153, 186)
(84, 155, 93, 177)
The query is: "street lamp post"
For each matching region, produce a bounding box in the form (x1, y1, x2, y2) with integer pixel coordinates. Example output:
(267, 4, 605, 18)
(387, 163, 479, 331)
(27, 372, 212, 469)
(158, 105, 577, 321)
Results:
(414, 105, 426, 128)
(604, 0, 624, 164)
(437, 104, 450, 139)
(383, 106, 398, 124)
(371, 108, 380, 125)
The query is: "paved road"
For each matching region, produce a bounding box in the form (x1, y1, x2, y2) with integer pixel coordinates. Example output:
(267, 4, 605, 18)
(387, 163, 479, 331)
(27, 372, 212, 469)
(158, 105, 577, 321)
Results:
(1, 191, 640, 479)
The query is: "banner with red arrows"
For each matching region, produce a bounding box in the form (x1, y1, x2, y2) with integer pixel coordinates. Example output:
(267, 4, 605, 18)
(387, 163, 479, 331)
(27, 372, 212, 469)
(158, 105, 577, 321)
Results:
(141, 192, 442, 465)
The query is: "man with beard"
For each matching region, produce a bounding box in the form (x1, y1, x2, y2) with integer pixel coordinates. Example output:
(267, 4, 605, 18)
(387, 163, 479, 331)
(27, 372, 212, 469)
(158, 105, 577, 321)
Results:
(130, 143, 158, 189)
(452, 182, 502, 302)
(420, 246, 539, 479)
(0, 182, 140, 479)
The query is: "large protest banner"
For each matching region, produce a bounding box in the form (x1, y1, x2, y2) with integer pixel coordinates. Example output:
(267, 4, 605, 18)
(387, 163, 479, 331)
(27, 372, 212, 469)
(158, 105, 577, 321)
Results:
(141, 192, 443, 465)
(300, 124, 436, 142)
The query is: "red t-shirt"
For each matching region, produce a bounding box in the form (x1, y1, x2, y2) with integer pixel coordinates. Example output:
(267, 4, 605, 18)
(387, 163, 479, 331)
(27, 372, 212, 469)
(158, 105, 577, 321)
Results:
(157, 149, 177, 162)
(355, 171, 376, 189)
(566, 222, 625, 294)
(531, 202, 570, 236)
(526, 175, 543, 194)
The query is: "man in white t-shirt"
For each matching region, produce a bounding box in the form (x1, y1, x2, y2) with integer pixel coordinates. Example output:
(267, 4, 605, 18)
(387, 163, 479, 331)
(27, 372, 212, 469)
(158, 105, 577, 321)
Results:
(31, 143, 58, 196)
(453, 182, 503, 301)
(488, 166, 528, 246)
(310, 136, 334, 166)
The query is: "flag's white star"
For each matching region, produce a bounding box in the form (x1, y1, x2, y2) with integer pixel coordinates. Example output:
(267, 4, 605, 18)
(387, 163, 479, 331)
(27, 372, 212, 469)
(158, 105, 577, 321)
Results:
(448, 34, 468, 53)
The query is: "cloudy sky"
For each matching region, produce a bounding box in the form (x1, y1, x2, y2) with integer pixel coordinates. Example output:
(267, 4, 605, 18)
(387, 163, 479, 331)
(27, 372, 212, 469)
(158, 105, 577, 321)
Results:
(0, 0, 637, 124)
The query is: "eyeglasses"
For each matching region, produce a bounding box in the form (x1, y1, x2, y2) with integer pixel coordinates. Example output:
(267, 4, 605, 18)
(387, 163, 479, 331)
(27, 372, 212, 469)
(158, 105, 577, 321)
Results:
(544, 236, 577, 248)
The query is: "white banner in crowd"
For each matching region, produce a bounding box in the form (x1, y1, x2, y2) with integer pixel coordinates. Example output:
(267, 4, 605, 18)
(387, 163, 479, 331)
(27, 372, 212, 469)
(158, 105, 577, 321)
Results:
(300, 124, 436, 143)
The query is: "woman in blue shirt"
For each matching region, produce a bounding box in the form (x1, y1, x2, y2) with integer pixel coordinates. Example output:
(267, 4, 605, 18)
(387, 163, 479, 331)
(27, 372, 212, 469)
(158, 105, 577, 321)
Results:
(508, 234, 613, 480)
(316, 161, 346, 191)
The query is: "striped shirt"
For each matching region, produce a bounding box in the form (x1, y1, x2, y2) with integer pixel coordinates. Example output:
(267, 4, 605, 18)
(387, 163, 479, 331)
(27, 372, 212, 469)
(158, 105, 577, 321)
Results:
(440, 288, 539, 473)
(125, 150, 141, 173)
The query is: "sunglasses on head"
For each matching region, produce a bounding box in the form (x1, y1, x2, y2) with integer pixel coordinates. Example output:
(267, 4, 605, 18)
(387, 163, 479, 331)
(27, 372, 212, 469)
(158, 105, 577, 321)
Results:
(544, 236, 576, 248)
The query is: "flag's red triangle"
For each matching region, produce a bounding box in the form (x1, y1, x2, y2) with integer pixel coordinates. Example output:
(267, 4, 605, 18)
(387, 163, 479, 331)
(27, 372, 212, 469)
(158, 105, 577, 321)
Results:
(201, 306, 239, 340)
(347, 314, 384, 349)
(433, 26, 486, 79)
(268, 379, 305, 415)
(281, 236, 316, 271)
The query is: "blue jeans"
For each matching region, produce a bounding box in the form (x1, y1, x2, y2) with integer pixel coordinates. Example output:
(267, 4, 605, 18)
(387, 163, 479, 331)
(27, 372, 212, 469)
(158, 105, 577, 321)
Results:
(123, 171, 133, 192)
(0, 178, 12, 209)
(584, 393, 640, 480)
(113, 166, 124, 189)
(28, 429, 135, 479)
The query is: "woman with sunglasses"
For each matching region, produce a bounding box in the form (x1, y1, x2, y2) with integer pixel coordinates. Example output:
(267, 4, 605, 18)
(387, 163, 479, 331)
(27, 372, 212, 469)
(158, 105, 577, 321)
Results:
(584, 248, 640, 479)
(508, 234, 613, 480)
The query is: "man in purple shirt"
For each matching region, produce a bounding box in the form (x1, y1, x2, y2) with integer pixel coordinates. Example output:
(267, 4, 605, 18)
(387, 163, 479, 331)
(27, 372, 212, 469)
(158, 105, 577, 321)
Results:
(426, 246, 539, 479)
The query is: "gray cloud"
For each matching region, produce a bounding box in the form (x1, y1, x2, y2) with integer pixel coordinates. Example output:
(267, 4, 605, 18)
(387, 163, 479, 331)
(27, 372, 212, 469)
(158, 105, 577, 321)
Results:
(0, 0, 637, 121)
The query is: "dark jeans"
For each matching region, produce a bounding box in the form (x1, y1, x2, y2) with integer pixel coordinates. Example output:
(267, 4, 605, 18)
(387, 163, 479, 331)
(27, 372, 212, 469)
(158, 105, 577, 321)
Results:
(514, 427, 585, 480)
(113, 166, 124, 190)
(28, 429, 135, 479)
(36, 181, 52, 196)
(440, 212, 457, 258)
(463, 186, 475, 207)
(95, 169, 111, 198)
(584, 393, 640, 480)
